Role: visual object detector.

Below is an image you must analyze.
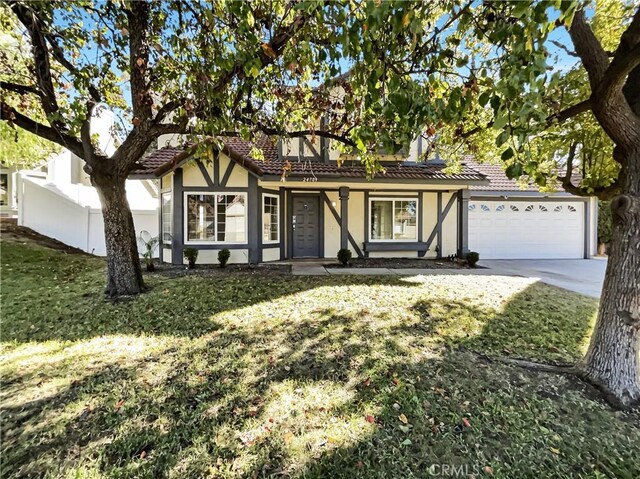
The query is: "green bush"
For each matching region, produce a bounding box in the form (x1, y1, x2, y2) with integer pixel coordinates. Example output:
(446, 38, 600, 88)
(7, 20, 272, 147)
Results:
(598, 200, 612, 245)
(183, 247, 198, 269)
(218, 248, 231, 268)
(466, 251, 480, 267)
(337, 248, 352, 266)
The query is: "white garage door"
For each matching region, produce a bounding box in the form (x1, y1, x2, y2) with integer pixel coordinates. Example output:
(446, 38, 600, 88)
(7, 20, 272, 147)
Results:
(469, 200, 585, 259)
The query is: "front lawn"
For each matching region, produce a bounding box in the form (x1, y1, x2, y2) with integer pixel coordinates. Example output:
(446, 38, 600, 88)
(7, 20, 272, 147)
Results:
(1, 239, 638, 478)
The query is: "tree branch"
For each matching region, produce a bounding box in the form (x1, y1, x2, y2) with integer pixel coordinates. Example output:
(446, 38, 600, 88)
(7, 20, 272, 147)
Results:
(0, 80, 41, 97)
(569, 9, 611, 88)
(9, 1, 60, 121)
(0, 101, 83, 158)
(546, 98, 592, 125)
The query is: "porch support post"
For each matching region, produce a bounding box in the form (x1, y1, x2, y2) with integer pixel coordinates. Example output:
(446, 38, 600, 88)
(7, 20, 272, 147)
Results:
(158, 180, 163, 263)
(248, 175, 260, 264)
(171, 168, 184, 265)
(436, 192, 443, 259)
(339, 186, 349, 250)
(364, 191, 369, 257)
(457, 189, 470, 258)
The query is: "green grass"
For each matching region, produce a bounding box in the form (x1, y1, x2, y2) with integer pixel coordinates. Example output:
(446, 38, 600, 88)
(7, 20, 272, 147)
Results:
(1, 240, 639, 478)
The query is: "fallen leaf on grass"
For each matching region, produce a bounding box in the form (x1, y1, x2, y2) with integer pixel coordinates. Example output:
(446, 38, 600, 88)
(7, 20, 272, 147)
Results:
(549, 447, 560, 455)
(365, 414, 375, 424)
(398, 413, 408, 424)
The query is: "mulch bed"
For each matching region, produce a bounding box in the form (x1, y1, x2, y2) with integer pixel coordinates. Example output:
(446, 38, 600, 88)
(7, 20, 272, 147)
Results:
(325, 257, 471, 269)
(150, 262, 291, 278)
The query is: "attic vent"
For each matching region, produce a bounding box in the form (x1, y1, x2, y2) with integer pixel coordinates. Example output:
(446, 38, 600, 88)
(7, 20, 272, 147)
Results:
(525, 204, 534, 212)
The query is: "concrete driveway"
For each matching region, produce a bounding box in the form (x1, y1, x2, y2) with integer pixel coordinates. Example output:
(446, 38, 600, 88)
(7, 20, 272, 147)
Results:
(479, 259, 607, 298)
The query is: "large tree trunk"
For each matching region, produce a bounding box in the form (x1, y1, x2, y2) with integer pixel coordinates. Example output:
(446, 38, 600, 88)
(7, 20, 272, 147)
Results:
(93, 174, 145, 297)
(581, 153, 640, 408)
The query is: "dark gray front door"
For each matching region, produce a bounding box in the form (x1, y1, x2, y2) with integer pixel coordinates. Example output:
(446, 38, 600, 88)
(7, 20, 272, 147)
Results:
(292, 195, 320, 257)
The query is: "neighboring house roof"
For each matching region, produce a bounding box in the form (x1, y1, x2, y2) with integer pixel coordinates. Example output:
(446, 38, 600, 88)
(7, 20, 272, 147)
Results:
(131, 137, 488, 184)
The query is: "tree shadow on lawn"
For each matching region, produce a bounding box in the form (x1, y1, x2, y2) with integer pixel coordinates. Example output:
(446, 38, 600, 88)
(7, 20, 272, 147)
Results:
(3, 278, 639, 478)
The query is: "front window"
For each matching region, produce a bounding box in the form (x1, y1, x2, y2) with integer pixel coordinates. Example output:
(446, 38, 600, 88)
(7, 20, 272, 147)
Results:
(161, 192, 172, 245)
(186, 193, 246, 243)
(370, 198, 417, 241)
(263, 194, 279, 243)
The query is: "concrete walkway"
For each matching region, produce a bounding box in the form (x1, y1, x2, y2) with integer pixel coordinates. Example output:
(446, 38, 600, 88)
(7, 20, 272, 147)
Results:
(291, 258, 607, 298)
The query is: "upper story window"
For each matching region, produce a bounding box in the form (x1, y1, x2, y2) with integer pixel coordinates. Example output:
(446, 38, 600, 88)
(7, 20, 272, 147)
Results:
(185, 193, 247, 244)
(370, 198, 418, 241)
(263, 194, 279, 243)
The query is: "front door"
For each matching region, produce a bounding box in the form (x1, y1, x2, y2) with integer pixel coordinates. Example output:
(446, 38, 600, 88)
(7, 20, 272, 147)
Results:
(292, 195, 320, 258)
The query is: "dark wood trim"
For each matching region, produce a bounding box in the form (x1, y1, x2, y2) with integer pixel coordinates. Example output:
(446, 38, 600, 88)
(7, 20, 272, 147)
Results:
(363, 242, 430, 252)
(184, 244, 249, 250)
(424, 192, 457, 256)
(436, 192, 443, 258)
(303, 137, 321, 159)
(320, 191, 364, 258)
(339, 186, 349, 250)
(364, 190, 370, 257)
(279, 188, 286, 259)
(248, 175, 260, 263)
(158, 179, 163, 263)
(286, 189, 293, 259)
(181, 186, 249, 192)
(171, 168, 184, 265)
(196, 160, 215, 188)
(457, 189, 470, 258)
(261, 174, 488, 186)
(418, 191, 425, 257)
(213, 151, 220, 186)
(220, 158, 236, 187)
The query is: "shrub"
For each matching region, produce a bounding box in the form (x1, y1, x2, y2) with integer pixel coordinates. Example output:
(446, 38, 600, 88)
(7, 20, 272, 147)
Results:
(183, 247, 198, 269)
(598, 200, 612, 246)
(337, 248, 352, 266)
(136, 230, 159, 272)
(466, 251, 480, 267)
(218, 248, 231, 268)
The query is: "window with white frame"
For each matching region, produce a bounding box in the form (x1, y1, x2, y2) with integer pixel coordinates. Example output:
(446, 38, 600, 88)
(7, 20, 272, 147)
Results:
(263, 194, 279, 243)
(370, 198, 418, 241)
(185, 193, 247, 243)
(161, 192, 172, 245)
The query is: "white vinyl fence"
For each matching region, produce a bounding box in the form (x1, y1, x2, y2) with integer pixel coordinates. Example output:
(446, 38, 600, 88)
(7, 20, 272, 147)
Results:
(17, 175, 158, 256)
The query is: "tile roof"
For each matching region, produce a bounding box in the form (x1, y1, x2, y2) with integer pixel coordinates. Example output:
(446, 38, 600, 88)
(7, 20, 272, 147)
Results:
(465, 159, 581, 192)
(131, 137, 488, 183)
